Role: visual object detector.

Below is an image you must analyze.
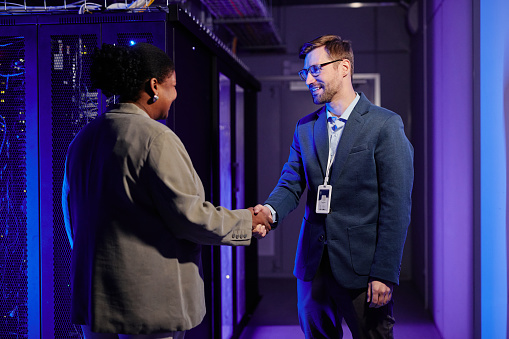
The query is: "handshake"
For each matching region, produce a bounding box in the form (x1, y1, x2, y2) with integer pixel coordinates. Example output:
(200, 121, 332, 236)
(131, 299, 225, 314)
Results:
(248, 204, 273, 239)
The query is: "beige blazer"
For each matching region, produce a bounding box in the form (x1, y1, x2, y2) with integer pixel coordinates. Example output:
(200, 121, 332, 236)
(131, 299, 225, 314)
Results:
(62, 103, 252, 334)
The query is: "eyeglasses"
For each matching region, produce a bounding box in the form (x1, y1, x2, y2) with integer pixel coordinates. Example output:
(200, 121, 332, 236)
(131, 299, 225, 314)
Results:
(298, 59, 344, 81)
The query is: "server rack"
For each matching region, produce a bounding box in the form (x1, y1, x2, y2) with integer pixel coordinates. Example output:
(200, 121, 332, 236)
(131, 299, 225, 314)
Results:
(0, 18, 40, 339)
(0, 6, 260, 339)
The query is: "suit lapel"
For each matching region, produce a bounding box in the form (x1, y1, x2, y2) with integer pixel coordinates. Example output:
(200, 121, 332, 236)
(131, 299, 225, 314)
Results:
(330, 97, 368, 182)
(313, 107, 329, 178)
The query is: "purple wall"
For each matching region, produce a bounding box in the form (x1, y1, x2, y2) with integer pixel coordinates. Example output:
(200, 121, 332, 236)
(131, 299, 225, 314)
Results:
(428, 0, 509, 336)
(428, 0, 474, 337)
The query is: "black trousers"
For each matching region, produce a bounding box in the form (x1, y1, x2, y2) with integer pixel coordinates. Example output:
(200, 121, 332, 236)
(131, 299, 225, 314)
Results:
(297, 249, 395, 339)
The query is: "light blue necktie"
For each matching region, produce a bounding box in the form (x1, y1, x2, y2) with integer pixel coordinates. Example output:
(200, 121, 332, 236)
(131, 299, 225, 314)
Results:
(326, 116, 347, 171)
(328, 116, 347, 131)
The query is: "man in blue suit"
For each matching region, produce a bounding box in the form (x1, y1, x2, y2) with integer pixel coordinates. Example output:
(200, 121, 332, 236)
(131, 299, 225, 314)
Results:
(255, 35, 414, 338)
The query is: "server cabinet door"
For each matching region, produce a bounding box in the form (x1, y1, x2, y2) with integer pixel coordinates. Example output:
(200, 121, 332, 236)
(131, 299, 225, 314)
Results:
(0, 23, 39, 339)
(38, 22, 101, 339)
(218, 73, 233, 339)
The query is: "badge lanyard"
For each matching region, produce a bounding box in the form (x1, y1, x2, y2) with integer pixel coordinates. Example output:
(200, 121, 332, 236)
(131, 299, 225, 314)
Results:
(316, 134, 337, 214)
(324, 137, 337, 186)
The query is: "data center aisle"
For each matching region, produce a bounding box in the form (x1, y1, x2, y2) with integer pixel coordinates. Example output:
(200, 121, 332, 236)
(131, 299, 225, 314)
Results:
(240, 278, 442, 339)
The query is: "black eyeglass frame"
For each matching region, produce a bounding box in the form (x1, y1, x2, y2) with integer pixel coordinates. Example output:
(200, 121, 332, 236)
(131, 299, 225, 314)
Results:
(298, 59, 344, 81)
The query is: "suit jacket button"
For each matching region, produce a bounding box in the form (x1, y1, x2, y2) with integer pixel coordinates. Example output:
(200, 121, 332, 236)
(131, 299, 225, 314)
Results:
(319, 235, 325, 242)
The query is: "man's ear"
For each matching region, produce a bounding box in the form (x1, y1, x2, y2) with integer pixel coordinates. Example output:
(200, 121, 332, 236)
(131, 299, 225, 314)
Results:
(340, 59, 351, 78)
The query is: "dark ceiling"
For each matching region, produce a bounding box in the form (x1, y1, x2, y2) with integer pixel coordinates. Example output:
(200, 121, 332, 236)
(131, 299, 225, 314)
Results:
(196, 0, 413, 50)
(0, 0, 413, 51)
(272, 0, 411, 5)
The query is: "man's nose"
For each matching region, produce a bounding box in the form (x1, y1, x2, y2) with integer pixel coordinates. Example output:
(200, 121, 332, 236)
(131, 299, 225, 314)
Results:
(305, 72, 316, 86)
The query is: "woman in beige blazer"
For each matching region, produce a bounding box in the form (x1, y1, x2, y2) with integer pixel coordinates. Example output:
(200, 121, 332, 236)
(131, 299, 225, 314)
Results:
(61, 43, 270, 339)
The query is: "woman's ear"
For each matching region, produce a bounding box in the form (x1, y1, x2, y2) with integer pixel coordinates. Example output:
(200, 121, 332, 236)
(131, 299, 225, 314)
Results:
(144, 78, 160, 105)
(144, 78, 158, 97)
(149, 77, 158, 95)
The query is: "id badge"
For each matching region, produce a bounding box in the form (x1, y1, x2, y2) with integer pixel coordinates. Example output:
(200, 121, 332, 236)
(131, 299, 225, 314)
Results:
(316, 185, 332, 214)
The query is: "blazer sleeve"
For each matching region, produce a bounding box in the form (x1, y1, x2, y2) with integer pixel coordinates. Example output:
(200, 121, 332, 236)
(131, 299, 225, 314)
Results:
(370, 114, 414, 284)
(264, 121, 307, 225)
(146, 130, 253, 246)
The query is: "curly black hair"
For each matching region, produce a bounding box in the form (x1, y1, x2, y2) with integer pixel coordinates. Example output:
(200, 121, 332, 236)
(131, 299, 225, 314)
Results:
(90, 43, 175, 101)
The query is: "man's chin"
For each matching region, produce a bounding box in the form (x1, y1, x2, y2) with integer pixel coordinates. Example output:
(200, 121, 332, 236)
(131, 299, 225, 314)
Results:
(312, 96, 325, 105)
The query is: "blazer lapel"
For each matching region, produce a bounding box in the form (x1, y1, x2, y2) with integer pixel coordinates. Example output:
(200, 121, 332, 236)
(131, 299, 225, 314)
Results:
(313, 107, 329, 178)
(330, 104, 366, 181)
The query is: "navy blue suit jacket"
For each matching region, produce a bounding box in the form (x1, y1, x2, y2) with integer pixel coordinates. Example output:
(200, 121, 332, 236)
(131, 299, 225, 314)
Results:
(265, 93, 414, 289)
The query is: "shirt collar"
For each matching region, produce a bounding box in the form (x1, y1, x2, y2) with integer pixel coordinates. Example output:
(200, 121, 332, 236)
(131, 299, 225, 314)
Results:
(326, 92, 360, 121)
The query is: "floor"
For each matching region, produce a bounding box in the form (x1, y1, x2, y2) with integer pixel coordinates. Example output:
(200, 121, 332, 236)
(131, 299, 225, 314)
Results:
(240, 278, 442, 339)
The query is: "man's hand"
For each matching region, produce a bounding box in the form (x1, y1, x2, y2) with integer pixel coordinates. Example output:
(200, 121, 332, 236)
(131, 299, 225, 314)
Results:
(248, 207, 272, 239)
(252, 224, 268, 239)
(367, 279, 393, 308)
(253, 204, 274, 224)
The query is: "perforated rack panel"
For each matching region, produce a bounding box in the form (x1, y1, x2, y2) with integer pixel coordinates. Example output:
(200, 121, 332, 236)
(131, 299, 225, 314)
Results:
(0, 23, 39, 339)
(51, 34, 98, 339)
(0, 33, 29, 339)
(38, 18, 161, 337)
